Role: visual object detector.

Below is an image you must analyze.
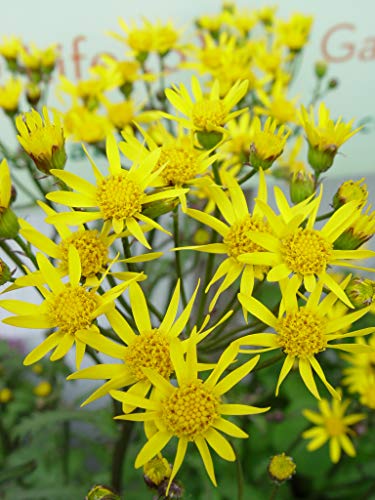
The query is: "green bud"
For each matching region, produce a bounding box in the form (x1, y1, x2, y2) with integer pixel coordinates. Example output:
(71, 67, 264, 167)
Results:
(307, 143, 337, 173)
(315, 60, 327, 79)
(249, 143, 280, 171)
(0, 259, 12, 285)
(136, 51, 149, 64)
(85, 485, 120, 500)
(26, 82, 41, 106)
(328, 78, 339, 89)
(120, 82, 133, 99)
(142, 197, 179, 219)
(196, 130, 223, 150)
(345, 277, 375, 308)
(332, 179, 368, 210)
(290, 170, 315, 204)
(0, 207, 20, 239)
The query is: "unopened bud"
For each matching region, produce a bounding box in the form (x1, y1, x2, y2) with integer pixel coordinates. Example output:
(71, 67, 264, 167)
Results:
(328, 78, 339, 89)
(290, 170, 315, 204)
(143, 456, 172, 489)
(0, 258, 12, 285)
(268, 453, 296, 484)
(307, 143, 337, 174)
(26, 82, 41, 106)
(85, 485, 120, 500)
(315, 60, 327, 79)
(345, 277, 375, 308)
(142, 197, 179, 219)
(0, 207, 20, 238)
(0, 388, 13, 404)
(333, 179, 368, 210)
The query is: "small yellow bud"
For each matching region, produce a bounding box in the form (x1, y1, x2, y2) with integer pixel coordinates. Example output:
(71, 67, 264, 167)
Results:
(315, 60, 328, 79)
(194, 228, 210, 245)
(26, 82, 41, 107)
(268, 453, 296, 484)
(333, 179, 368, 209)
(0, 258, 12, 285)
(31, 363, 43, 375)
(33, 381, 52, 398)
(143, 455, 172, 488)
(85, 485, 120, 500)
(345, 277, 375, 308)
(0, 387, 13, 403)
(290, 170, 315, 204)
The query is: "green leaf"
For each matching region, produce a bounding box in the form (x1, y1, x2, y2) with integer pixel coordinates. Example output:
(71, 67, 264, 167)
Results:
(0, 460, 36, 485)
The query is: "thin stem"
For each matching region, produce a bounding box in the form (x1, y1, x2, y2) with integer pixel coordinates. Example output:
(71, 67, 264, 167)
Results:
(62, 421, 70, 483)
(14, 234, 38, 267)
(121, 237, 136, 273)
(315, 210, 335, 222)
(172, 208, 188, 308)
(254, 353, 284, 372)
(238, 168, 257, 185)
(269, 484, 280, 500)
(234, 444, 244, 500)
(0, 240, 27, 274)
(111, 418, 134, 493)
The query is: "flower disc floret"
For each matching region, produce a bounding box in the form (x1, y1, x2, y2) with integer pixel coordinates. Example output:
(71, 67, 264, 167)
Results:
(47, 286, 98, 336)
(224, 215, 269, 259)
(161, 380, 220, 439)
(280, 228, 332, 275)
(324, 417, 346, 436)
(58, 230, 108, 278)
(123, 329, 173, 380)
(96, 174, 143, 219)
(276, 308, 327, 357)
(192, 99, 227, 131)
(158, 146, 199, 185)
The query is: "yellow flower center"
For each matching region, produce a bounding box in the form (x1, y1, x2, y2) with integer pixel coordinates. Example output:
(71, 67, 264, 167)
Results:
(324, 416, 346, 436)
(161, 380, 220, 439)
(58, 230, 108, 278)
(123, 329, 173, 381)
(268, 453, 296, 482)
(276, 307, 327, 357)
(252, 132, 285, 161)
(269, 99, 296, 124)
(192, 99, 227, 131)
(96, 174, 143, 220)
(280, 228, 332, 275)
(158, 145, 199, 185)
(128, 29, 153, 53)
(224, 214, 269, 259)
(47, 286, 98, 336)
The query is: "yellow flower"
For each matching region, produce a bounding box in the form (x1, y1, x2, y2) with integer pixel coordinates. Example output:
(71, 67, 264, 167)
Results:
(165, 76, 248, 143)
(45, 135, 186, 247)
(268, 453, 296, 483)
(111, 19, 154, 57)
(333, 178, 368, 210)
(0, 78, 22, 113)
(249, 116, 290, 170)
(237, 276, 375, 399)
(176, 169, 271, 312)
(63, 106, 113, 144)
(19, 43, 59, 72)
(342, 334, 375, 403)
(33, 381, 52, 397)
(0, 248, 137, 369)
(302, 391, 365, 463)
(16, 107, 67, 174)
(333, 205, 375, 250)
(218, 112, 253, 173)
(238, 189, 375, 308)
(277, 13, 313, 52)
(300, 102, 362, 173)
(111, 340, 269, 490)
(67, 280, 231, 407)
(0, 388, 12, 403)
(143, 455, 171, 487)
(104, 99, 159, 131)
(0, 35, 22, 61)
(255, 80, 299, 125)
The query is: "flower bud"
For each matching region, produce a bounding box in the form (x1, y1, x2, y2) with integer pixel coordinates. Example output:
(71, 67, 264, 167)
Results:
(0, 258, 12, 285)
(0, 207, 20, 238)
(315, 60, 327, 79)
(142, 197, 179, 219)
(290, 170, 315, 204)
(196, 130, 223, 150)
(345, 277, 375, 308)
(307, 143, 337, 174)
(143, 456, 172, 489)
(328, 78, 339, 89)
(85, 485, 120, 500)
(332, 179, 368, 210)
(33, 381, 52, 398)
(268, 453, 296, 484)
(26, 82, 41, 106)
(0, 387, 13, 404)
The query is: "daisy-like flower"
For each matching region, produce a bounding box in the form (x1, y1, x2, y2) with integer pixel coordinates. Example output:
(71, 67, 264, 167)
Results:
(249, 116, 291, 170)
(0, 78, 22, 113)
(302, 390, 365, 463)
(104, 99, 159, 132)
(276, 13, 313, 52)
(0, 248, 138, 369)
(0, 35, 22, 62)
(19, 43, 59, 72)
(300, 102, 362, 173)
(111, 339, 269, 490)
(67, 280, 232, 406)
(45, 135, 187, 247)
(176, 169, 271, 312)
(63, 106, 113, 144)
(164, 76, 248, 147)
(110, 19, 154, 57)
(254, 79, 299, 125)
(238, 189, 375, 307)
(16, 106, 67, 175)
(334, 205, 375, 251)
(237, 275, 375, 399)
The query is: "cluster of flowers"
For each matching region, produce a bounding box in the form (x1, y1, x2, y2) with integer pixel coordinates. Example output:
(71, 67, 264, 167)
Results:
(0, 2, 374, 495)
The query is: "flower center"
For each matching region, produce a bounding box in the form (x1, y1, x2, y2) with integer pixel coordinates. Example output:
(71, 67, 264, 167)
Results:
(224, 214, 270, 259)
(276, 307, 327, 358)
(324, 416, 346, 436)
(268, 453, 296, 482)
(47, 286, 98, 336)
(192, 99, 227, 131)
(161, 380, 220, 439)
(280, 228, 332, 275)
(58, 230, 108, 278)
(158, 145, 199, 185)
(96, 174, 143, 220)
(123, 329, 173, 381)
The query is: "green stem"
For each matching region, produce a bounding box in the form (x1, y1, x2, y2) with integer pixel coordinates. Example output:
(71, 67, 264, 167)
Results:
(141, 62, 155, 109)
(0, 240, 27, 274)
(121, 237, 136, 273)
(62, 421, 70, 483)
(269, 484, 280, 500)
(172, 208, 188, 308)
(111, 416, 134, 493)
(315, 210, 335, 222)
(14, 234, 38, 267)
(234, 444, 244, 500)
(254, 353, 284, 372)
(238, 168, 257, 185)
